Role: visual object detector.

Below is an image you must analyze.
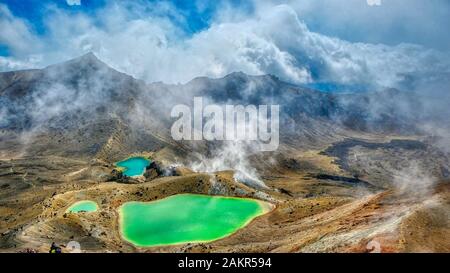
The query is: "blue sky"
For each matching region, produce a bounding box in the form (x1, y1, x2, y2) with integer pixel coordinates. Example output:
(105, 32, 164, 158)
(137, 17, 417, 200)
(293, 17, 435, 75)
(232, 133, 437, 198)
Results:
(0, 0, 449, 91)
(0, 0, 251, 36)
(2, 0, 106, 33)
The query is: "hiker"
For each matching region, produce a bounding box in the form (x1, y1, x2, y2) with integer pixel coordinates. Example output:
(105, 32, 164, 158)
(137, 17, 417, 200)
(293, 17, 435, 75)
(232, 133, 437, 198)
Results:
(49, 242, 62, 253)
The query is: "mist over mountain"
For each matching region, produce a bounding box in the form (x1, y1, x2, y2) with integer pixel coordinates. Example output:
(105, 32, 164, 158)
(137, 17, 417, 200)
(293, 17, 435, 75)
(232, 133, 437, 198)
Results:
(1, 53, 447, 149)
(0, 53, 448, 183)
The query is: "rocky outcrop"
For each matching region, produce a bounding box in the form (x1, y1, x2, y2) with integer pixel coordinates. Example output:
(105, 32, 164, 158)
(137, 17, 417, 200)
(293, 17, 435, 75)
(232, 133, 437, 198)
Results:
(144, 161, 182, 181)
(107, 169, 129, 183)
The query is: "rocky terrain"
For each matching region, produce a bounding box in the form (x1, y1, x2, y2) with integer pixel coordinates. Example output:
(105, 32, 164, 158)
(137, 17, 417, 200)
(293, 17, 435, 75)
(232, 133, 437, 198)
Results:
(0, 54, 449, 253)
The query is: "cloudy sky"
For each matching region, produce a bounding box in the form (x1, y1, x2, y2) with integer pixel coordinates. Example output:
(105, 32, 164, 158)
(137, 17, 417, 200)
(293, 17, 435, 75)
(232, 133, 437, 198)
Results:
(0, 0, 449, 91)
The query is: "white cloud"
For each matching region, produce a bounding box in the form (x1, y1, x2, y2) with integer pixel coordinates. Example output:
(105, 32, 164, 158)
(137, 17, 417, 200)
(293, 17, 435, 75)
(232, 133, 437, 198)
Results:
(0, 4, 42, 56)
(367, 0, 382, 6)
(66, 0, 81, 6)
(0, 2, 449, 90)
(283, 0, 450, 51)
(0, 55, 42, 71)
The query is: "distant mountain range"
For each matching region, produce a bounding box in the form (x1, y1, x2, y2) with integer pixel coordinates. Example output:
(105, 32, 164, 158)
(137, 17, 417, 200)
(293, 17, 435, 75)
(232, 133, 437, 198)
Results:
(0, 53, 445, 160)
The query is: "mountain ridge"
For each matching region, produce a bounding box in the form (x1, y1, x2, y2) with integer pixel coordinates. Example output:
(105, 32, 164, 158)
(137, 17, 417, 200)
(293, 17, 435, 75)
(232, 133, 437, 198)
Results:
(0, 53, 437, 160)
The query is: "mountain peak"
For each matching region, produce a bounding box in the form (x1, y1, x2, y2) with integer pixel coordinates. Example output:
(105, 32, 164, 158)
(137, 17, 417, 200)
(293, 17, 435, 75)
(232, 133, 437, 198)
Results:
(78, 52, 99, 62)
(44, 52, 114, 74)
(223, 71, 281, 83)
(67, 52, 105, 66)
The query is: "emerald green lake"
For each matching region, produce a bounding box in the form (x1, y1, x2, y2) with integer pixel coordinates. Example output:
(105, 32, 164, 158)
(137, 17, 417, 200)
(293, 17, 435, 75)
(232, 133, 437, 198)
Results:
(116, 157, 150, 177)
(66, 200, 98, 213)
(119, 194, 273, 247)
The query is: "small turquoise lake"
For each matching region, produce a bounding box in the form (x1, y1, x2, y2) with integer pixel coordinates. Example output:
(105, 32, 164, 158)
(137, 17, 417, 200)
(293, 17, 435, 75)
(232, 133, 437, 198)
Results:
(116, 157, 151, 177)
(66, 200, 98, 213)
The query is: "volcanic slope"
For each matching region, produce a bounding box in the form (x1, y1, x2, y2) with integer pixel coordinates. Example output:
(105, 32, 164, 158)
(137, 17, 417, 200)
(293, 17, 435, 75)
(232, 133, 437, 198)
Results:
(0, 54, 448, 252)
